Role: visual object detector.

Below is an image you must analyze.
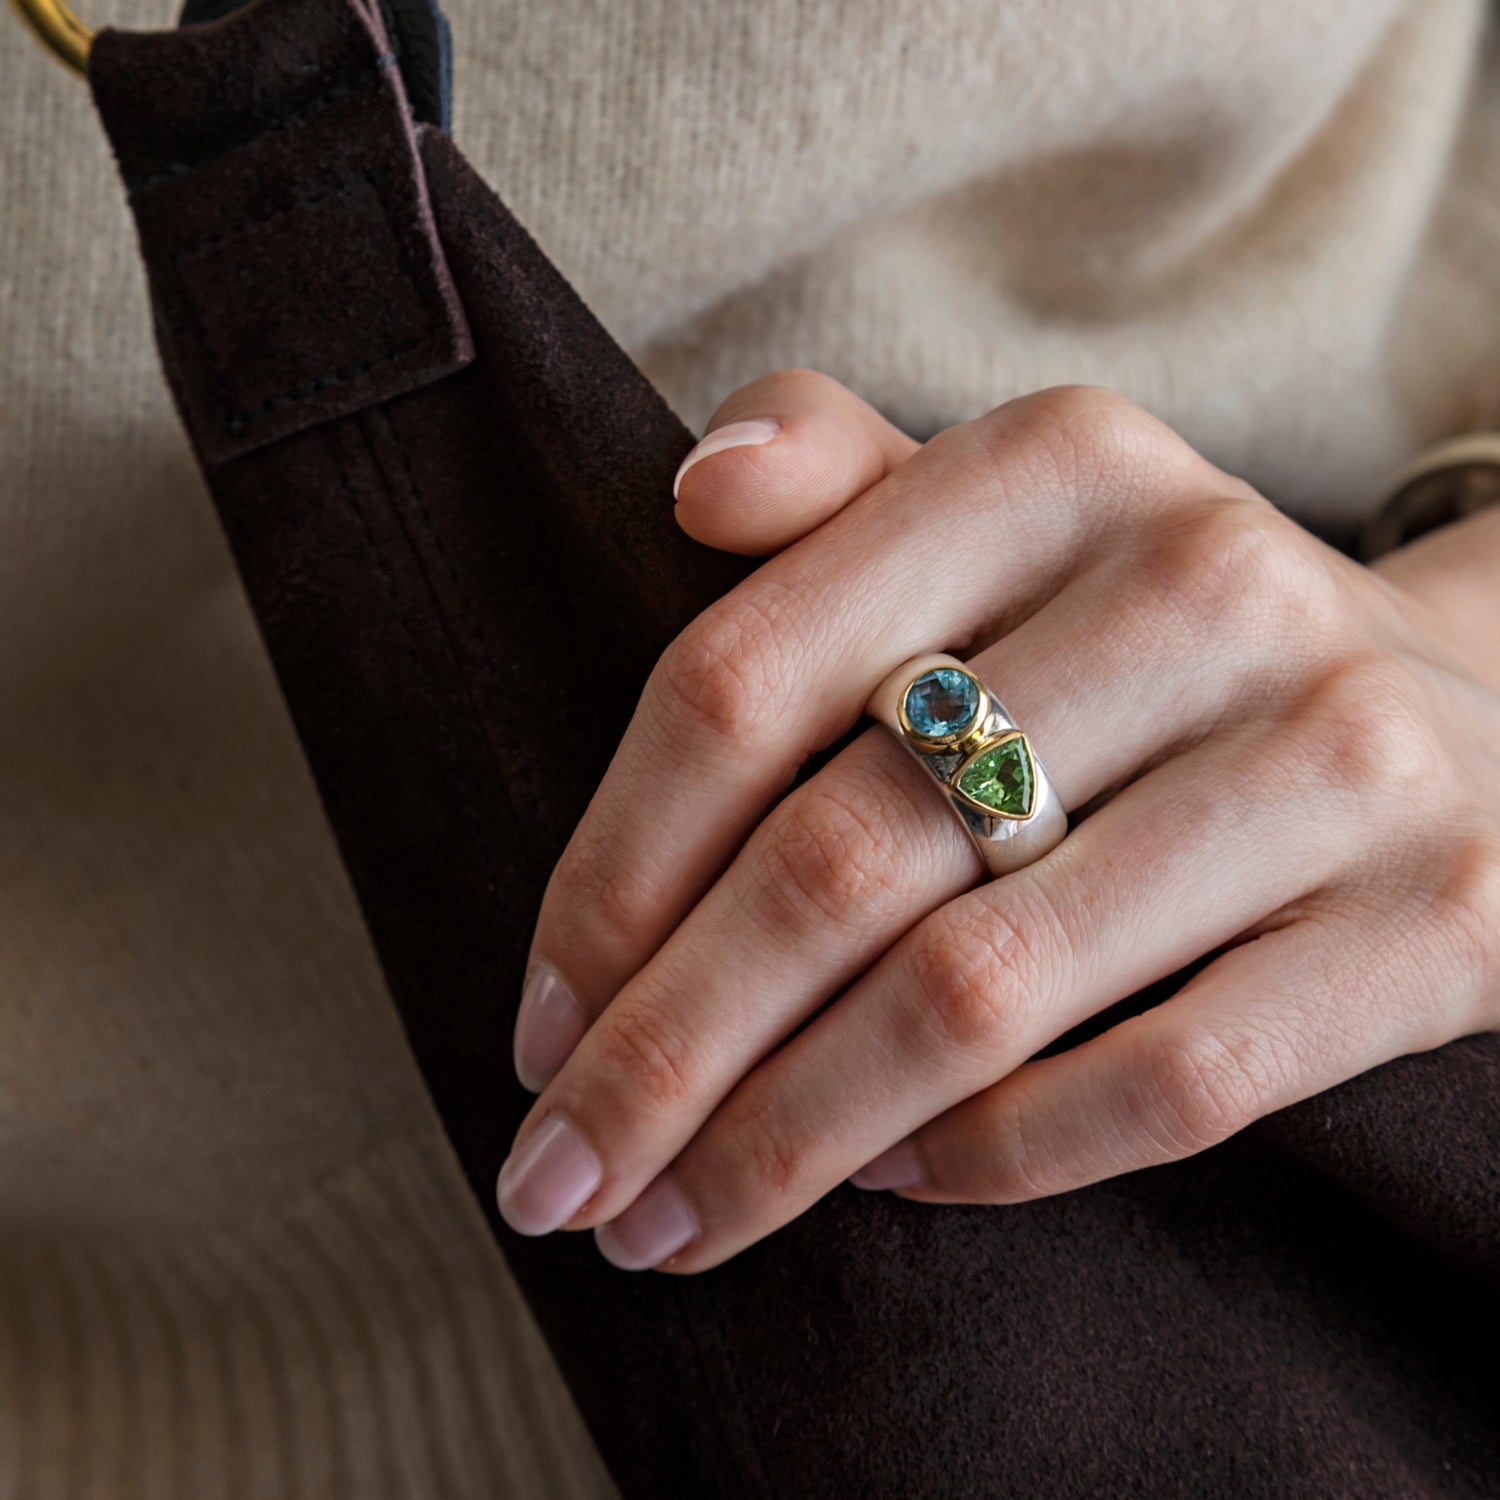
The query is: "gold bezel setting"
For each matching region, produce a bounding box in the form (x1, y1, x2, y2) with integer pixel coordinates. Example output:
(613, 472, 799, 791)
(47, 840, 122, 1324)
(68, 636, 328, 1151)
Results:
(896, 668, 990, 750)
(949, 730, 1038, 822)
(870, 651, 1066, 875)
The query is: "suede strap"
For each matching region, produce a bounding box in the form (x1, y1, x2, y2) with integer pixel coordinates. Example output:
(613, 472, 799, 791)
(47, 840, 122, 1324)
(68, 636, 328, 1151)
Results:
(90, 0, 471, 466)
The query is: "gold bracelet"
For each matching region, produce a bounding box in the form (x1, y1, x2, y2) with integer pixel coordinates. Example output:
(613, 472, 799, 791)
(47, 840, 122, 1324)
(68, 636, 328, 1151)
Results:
(1359, 433, 1500, 563)
(9, 0, 93, 75)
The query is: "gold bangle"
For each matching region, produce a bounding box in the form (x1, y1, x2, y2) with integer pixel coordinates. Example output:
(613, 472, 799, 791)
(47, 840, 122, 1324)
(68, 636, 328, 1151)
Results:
(1360, 434, 1500, 562)
(9, 0, 94, 76)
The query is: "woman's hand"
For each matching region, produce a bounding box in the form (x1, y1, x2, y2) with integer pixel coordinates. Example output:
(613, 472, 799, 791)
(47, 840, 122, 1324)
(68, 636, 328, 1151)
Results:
(496, 372, 1500, 1273)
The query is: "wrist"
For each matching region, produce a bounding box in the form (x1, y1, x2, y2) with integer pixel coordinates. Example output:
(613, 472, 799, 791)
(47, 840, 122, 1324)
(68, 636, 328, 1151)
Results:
(1373, 501, 1500, 693)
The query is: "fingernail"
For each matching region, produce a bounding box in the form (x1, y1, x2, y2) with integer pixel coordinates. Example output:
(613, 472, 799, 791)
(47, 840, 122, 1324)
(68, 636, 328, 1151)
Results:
(514, 958, 586, 1093)
(672, 418, 781, 499)
(496, 1113, 603, 1236)
(594, 1175, 700, 1270)
(849, 1139, 926, 1192)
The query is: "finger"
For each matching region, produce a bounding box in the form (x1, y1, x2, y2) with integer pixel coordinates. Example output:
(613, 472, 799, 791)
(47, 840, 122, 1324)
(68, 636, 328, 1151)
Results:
(671, 368, 918, 556)
(504, 499, 1319, 1231)
(593, 702, 1373, 1272)
(876, 892, 1472, 1206)
(523, 388, 1225, 1087)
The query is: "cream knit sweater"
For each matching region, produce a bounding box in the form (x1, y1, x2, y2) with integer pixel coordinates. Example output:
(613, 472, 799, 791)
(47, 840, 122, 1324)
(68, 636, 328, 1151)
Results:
(2, 0, 1497, 1493)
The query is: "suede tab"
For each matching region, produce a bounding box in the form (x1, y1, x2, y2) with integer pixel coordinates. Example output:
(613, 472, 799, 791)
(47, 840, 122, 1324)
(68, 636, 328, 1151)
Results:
(89, 0, 472, 466)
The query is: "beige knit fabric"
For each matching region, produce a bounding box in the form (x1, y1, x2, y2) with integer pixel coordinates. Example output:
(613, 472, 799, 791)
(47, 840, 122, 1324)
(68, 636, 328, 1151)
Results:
(2, 1, 1498, 1494)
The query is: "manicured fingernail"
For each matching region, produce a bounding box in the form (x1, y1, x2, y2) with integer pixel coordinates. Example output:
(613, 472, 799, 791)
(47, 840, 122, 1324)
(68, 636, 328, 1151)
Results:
(496, 1114, 603, 1236)
(594, 1175, 700, 1270)
(672, 418, 781, 499)
(514, 958, 586, 1093)
(849, 1139, 926, 1191)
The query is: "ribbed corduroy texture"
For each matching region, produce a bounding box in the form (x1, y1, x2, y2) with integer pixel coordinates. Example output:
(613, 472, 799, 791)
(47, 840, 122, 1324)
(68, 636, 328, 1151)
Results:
(0, 1138, 616, 1497)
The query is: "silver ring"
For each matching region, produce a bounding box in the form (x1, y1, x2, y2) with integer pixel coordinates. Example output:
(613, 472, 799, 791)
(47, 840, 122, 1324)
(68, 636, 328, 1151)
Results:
(865, 651, 1068, 878)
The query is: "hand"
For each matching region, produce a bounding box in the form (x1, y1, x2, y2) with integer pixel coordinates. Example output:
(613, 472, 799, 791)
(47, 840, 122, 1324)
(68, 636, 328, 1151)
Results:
(496, 372, 1500, 1273)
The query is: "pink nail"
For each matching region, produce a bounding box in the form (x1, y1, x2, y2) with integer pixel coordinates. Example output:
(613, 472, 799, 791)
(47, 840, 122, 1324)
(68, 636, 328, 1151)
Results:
(496, 1114, 603, 1236)
(849, 1139, 926, 1191)
(594, 1175, 700, 1270)
(672, 418, 781, 499)
(514, 959, 586, 1093)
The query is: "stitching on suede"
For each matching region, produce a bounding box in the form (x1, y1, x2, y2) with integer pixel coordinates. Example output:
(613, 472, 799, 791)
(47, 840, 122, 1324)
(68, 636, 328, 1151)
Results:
(319, 422, 508, 912)
(174, 169, 432, 436)
(176, 171, 381, 259)
(127, 53, 399, 194)
(375, 404, 562, 853)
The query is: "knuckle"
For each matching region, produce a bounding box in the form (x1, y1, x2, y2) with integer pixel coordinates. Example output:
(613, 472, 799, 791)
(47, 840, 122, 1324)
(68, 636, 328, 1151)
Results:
(1012, 384, 1146, 456)
(1295, 652, 1441, 806)
(906, 905, 1040, 1057)
(1140, 1029, 1273, 1155)
(591, 1003, 703, 1113)
(980, 1093, 1062, 1203)
(953, 383, 1218, 536)
(753, 775, 907, 936)
(727, 1094, 806, 1203)
(1138, 497, 1323, 639)
(1034, 381, 1143, 425)
(655, 586, 801, 747)
(976, 384, 1192, 499)
(546, 823, 657, 971)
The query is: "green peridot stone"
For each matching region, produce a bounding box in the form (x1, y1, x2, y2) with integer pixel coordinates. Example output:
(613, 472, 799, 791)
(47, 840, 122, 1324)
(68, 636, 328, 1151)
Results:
(956, 735, 1035, 818)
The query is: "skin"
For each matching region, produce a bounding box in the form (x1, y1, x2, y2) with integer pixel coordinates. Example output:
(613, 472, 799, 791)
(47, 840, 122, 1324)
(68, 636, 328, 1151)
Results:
(498, 372, 1500, 1273)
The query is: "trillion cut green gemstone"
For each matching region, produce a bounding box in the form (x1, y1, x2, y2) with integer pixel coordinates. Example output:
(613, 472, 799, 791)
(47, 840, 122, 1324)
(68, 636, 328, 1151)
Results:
(956, 735, 1035, 817)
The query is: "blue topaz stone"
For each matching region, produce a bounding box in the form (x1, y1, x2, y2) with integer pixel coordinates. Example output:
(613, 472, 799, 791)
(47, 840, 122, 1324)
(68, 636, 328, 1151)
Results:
(903, 668, 981, 740)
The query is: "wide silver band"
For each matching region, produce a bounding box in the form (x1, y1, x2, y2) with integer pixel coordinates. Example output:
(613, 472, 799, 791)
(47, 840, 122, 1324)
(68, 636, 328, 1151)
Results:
(865, 651, 1068, 878)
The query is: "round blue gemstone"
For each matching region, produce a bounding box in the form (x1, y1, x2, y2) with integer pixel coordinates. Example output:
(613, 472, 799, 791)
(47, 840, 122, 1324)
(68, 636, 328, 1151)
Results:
(903, 668, 980, 739)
